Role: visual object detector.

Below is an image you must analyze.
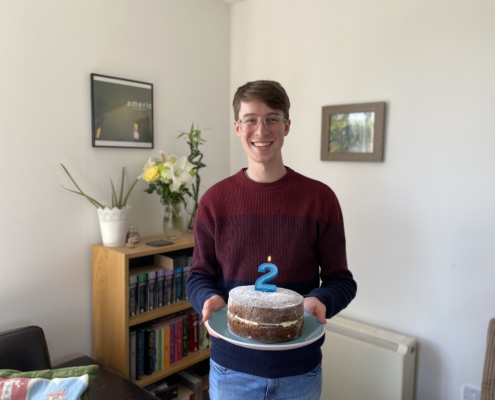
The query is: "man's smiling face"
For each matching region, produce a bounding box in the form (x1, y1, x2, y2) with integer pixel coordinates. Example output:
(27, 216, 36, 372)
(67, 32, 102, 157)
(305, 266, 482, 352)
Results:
(234, 101, 290, 169)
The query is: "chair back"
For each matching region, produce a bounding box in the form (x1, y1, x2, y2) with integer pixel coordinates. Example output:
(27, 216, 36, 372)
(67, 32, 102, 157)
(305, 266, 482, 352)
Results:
(0, 325, 51, 371)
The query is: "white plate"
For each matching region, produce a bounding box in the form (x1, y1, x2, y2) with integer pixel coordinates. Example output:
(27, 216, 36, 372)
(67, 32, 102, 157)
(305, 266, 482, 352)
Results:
(205, 307, 325, 351)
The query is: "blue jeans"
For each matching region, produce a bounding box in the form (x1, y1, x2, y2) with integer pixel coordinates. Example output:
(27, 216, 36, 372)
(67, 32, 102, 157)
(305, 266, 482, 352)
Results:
(209, 359, 322, 400)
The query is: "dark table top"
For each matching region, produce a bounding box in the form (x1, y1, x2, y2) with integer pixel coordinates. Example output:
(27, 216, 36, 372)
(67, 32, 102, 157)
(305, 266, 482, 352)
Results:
(56, 355, 157, 400)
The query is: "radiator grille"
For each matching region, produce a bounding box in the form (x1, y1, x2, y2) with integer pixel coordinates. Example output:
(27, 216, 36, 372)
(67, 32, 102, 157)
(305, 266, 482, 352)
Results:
(326, 323, 400, 353)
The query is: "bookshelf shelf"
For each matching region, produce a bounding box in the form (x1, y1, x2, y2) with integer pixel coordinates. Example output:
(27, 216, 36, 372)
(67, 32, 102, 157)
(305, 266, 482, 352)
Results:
(135, 348, 210, 388)
(91, 232, 209, 388)
(129, 300, 193, 327)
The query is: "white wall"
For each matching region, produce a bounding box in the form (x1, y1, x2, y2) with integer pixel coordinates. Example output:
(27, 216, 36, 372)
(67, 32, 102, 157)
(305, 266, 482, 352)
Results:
(0, 0, 231, 363)
(230, 0, 495, 399)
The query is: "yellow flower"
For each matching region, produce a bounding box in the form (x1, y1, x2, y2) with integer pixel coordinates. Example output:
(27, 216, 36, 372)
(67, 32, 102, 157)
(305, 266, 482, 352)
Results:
(143, 166, 160, 182)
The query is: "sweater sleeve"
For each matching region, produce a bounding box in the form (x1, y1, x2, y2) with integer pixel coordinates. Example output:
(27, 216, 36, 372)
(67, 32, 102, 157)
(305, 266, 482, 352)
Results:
(306, 189, 357, 318)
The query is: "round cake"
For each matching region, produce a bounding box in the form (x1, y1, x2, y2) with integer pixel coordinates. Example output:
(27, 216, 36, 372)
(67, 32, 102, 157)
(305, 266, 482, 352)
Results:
(227, 285, 304, 343)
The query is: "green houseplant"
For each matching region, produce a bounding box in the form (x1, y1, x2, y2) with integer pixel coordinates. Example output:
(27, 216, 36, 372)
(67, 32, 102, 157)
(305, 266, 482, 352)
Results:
(61, 164, 138, 246)
(60, 164, 138, 209)
(178, 123, 206, 231)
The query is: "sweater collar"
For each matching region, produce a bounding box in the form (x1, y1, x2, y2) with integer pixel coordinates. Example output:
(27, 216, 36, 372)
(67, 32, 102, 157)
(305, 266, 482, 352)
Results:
(236, 167, 296, 190)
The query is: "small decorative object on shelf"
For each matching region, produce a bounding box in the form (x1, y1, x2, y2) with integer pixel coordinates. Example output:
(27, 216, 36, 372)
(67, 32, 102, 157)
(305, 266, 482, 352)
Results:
(60, 164, 138, 247)
(140, 151, 195, 239)
(178, 124, 207, 232)
(126, 237, 135, 248)
(126, 224, 140, 244)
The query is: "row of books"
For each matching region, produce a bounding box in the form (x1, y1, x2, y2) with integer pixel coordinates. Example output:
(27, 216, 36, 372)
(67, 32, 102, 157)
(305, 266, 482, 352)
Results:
(129, 249, 194, 316)
(129, 310, 209, 382)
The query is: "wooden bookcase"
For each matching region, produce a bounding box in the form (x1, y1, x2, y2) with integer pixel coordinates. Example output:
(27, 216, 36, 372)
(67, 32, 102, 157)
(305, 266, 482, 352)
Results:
(91, 232, 210, 388)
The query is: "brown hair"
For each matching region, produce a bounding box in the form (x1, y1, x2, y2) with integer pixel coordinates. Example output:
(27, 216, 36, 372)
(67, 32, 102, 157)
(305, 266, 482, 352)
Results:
(232, 80, 290, 121)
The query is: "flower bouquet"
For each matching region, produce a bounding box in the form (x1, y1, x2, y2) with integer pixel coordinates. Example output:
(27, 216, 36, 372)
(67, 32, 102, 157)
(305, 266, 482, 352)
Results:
(140, 151, 195, 238)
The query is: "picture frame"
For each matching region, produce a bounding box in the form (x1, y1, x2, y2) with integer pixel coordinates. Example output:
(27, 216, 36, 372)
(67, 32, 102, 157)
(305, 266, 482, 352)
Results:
(91, 73, 154, 149)
(320, 102, 386, 162)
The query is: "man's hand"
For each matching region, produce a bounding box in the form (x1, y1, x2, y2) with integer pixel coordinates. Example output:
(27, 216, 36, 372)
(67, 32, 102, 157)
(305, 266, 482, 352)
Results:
(202, 295, 227, 338)
(304, 297, 327, 324)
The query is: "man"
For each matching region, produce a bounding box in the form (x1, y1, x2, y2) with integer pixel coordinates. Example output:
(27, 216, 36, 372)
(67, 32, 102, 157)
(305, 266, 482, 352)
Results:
(186, 80, 357, 400)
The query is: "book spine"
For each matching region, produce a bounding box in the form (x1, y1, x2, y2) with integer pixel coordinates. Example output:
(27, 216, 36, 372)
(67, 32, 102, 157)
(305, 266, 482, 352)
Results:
(129, 275, 138, 316)
(156, 327, 162, 371)
(138, 273, 148, 313)
(136, 328, 144, 380)
(147, 271, 157, 311)
(163, 325, 170, 370)
(176, 318, 183, 361)
(182, 265, 191, 301)
(174, 267, 183, 302)
(156, 269, 165, 308)
(170, 321, 176, 365)
(182, 314, 188, 358)
(144, 328, 154, 375)
(165, 270, 174, 305)
(188, 311, 199, 352)
(129, 329, 136, 382)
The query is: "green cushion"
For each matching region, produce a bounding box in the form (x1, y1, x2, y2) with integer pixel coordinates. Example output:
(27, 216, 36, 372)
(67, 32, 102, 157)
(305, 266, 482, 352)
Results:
(0, 364, 99, 400)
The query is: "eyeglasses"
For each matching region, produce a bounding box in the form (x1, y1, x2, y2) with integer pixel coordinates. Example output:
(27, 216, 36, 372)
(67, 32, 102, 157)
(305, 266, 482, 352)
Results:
(237, 114, 287, 133)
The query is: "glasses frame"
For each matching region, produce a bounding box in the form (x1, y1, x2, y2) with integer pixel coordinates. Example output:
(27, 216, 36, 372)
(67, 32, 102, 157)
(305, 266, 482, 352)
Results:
(237, 115, 287, 133)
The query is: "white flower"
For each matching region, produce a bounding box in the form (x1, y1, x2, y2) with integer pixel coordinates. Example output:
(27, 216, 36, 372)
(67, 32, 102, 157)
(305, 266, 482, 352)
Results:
(166, 156, 195, 191)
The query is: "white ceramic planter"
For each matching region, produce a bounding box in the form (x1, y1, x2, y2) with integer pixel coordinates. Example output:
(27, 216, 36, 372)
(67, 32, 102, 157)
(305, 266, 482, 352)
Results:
(97, 205, 131, 247)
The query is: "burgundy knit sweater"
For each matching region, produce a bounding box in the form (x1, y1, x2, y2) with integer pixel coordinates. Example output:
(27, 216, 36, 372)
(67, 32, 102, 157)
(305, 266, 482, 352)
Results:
(186, 167, 357, 378)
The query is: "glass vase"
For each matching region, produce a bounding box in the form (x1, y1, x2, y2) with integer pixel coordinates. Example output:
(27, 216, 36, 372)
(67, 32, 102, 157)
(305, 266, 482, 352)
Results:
(163, 202, 183, 239)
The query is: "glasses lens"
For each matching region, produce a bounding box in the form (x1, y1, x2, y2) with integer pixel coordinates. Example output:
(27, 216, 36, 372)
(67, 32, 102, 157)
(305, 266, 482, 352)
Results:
(240, 117, 259, 133)
(240, 115, 284, 133)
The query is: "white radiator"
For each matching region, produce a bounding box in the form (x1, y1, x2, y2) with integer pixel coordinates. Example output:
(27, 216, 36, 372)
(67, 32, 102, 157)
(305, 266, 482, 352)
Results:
(321, 316, 416, 400)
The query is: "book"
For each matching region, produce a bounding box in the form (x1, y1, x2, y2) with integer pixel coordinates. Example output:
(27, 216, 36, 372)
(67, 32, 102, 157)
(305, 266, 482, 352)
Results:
(176, 318, 183, 362)
(147, 270, 157, 311)
(138, 273, 148, 313)
(136, 328, 145, 380)
(144, 328, 155, 375)
(155, 327, 163, 371)
(129, 329, 137, 382)
(182, 265, 191, 301)
(156, 269, 166, 307)
(170, 321, 177, 365)
(162, 324, 171, 370)
(129, 275, 138, 316)
(182, 314, 189, 358)
(187, 310, 199, 352)
(176, 369, 203, 400)
(165, 269, 174, 305)
(174, 266, 183, 302)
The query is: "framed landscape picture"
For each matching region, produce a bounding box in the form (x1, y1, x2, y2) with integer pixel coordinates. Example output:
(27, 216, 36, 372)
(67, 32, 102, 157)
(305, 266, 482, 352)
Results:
(91, 74, 154, 149)
(320, 102, 386, 162)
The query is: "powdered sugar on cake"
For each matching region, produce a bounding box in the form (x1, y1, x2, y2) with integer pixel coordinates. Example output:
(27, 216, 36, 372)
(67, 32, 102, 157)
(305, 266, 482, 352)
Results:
(229, 285, 303, 308)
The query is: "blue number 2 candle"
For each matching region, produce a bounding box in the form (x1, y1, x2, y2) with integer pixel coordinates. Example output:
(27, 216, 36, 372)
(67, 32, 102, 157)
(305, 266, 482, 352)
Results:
(254, 256, 278, 292)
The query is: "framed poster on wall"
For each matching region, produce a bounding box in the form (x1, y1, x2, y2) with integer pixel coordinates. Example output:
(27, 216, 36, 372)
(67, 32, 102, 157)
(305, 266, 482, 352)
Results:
(320, 102, 386, 162)
(91, 74, 154, 148)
